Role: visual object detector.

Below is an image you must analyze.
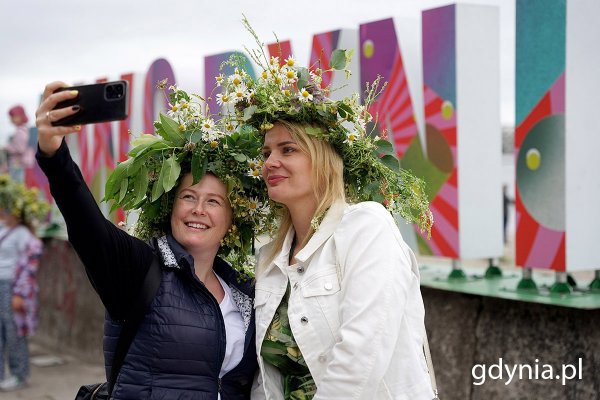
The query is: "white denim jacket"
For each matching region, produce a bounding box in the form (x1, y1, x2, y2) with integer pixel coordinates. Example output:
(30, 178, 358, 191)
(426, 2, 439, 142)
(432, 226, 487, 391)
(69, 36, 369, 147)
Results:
(252, 201, 435, 400)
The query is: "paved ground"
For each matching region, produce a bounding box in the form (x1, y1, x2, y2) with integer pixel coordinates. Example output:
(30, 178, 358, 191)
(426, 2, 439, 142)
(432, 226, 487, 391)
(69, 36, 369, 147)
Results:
(1, 341, 105, 400)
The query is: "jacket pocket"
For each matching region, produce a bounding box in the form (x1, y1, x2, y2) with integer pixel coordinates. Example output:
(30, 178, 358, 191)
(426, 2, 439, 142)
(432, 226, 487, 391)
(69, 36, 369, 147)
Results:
(254, 288, 271, 309)
(300, 266, 340, 297)
(299, 266, 342, 340)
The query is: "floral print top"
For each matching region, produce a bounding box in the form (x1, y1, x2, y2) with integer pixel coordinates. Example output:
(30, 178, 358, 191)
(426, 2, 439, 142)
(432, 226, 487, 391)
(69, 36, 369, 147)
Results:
(12, 232, 42, 337)
(261, 285, 317, 400)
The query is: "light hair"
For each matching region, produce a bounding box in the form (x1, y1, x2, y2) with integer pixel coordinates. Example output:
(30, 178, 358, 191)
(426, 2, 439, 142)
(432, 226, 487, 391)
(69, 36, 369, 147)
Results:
(263, 120, 345, 266)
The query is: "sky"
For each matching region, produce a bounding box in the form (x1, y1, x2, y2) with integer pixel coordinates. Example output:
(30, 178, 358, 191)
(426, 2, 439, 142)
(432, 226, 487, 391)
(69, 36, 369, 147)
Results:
(0, 0, 515, 144)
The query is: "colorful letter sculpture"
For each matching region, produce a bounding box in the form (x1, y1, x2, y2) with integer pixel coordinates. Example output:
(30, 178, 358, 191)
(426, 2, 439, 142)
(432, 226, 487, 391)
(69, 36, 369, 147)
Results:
(516, 0, 600, 272)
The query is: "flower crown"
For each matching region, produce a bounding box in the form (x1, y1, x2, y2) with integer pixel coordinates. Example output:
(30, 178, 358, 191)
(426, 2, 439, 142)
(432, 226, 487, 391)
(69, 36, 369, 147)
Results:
(0, 175, 51, 226)
(103, 85, 276, 277)
(211, 17, 433, 234)
(105, 19, 432, 277)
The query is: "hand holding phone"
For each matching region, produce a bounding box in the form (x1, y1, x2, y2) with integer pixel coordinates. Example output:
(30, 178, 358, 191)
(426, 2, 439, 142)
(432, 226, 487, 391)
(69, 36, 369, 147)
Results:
(51, 81, 129, 126)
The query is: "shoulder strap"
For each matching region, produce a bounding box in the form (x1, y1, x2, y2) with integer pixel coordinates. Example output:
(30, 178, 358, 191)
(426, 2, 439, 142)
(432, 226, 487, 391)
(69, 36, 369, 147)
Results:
(107, 255, 162, 395)
(423, 334, 439, 399)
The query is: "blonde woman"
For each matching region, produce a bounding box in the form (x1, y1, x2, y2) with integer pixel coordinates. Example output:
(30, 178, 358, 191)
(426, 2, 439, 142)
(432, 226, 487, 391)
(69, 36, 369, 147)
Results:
(251, 121, 434, 400)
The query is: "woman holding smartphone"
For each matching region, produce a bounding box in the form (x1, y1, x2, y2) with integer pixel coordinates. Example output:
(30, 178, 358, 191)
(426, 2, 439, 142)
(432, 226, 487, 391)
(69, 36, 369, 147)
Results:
(35, 81, 274, 399)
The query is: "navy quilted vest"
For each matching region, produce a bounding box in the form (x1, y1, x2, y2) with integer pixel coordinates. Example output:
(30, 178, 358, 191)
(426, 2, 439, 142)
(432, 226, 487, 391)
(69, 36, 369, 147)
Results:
(103, 260, 257, 400)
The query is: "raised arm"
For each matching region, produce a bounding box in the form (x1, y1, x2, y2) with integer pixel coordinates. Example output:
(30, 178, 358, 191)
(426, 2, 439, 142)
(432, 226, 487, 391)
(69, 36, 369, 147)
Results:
(35, 81, 154, 320)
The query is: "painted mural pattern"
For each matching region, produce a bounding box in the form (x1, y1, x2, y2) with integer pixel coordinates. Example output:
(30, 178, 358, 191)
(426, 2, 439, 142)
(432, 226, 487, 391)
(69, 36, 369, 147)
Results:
(359, 18, 418, 159)
(309, 31, 340, 88)
(515, 0, 566, 271)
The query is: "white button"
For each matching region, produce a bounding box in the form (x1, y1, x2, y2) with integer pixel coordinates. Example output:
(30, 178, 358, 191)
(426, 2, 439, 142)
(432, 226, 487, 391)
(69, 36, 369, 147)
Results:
(324, 282, 333, 290)
(318, 354, 327, 362)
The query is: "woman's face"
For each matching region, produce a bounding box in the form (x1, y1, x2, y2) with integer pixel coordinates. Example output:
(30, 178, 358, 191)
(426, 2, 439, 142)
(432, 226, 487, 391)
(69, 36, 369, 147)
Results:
(170, 173, 233, 254)
(262, 124, 314, 208)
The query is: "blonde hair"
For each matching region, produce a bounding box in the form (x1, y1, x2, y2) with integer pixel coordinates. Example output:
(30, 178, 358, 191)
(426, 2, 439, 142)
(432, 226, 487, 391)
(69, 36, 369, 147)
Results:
(264, 120, 345, 265)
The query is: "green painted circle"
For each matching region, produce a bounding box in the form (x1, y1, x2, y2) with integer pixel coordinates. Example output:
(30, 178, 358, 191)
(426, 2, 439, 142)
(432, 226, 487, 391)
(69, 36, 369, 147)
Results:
(516, 114, 565, 230)
(363, 40, 374, 59)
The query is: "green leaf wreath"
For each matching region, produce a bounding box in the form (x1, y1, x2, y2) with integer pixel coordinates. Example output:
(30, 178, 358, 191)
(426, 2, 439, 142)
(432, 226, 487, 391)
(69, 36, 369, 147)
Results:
(104, 18, 433, 278)
(210, 16, 433, 235)
(103, 84, 277, 277)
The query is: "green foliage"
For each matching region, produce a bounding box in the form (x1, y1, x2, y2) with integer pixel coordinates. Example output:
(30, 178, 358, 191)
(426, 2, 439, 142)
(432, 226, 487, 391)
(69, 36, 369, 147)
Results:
(104, 86, 276, 277)
(104, 18, 434, 278)
(0, 174, 51, 226)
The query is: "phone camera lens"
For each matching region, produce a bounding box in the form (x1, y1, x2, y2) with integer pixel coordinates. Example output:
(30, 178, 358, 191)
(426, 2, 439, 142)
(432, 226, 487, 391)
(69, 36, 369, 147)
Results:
(106, 83, 124, 100)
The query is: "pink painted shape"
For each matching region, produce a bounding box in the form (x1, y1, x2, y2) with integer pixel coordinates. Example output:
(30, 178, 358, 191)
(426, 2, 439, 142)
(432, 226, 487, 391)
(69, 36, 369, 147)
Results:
(429, 202, 459, 255)
(437, 181, 458, 209)
(550, 73, 565, 114)
(390, 93, 412, 120)
(393, 125, 417, 141)
(424, 86, 438, 104)
(426, 113, 456, 131)
(394, 144, 410, 156)
(524, 224, 564, 269)
(449, 147, 458, 168)
(416, 227, 442, 255)
(382, 68, 407, 109)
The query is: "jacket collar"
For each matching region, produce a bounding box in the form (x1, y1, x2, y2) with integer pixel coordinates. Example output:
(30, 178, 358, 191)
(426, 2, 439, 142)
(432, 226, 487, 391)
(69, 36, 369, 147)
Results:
(161, 234, 256, 349)
(161, 234, 254, 297)
(269, 200, 348, 271)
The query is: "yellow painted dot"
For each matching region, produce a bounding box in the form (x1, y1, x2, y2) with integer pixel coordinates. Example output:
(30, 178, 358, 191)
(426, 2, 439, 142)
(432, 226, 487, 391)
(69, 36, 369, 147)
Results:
(363, 40, 374, 59)
(526, 148, 541, 170)
(441, 100, 454, 120)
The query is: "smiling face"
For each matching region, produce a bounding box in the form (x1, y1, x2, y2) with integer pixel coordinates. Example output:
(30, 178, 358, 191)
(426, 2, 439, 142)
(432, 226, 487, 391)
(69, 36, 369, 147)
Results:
(261, 123, 315, 209)
(170, 173, 233, 255)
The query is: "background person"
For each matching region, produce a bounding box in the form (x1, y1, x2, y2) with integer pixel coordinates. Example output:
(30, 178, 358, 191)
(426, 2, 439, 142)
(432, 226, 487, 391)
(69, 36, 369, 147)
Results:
(0, 176, 48, 392)
(6, 105, 35, 183)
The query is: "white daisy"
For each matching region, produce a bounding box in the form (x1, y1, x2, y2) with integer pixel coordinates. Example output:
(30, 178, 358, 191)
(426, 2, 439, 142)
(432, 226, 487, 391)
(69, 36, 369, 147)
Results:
(298, 88, 313, 102)
(281, 66, 297, 85)
(247, 197, 263, 215)
(260, 70, 271, 82)
(269, 56, 280, 67)
(200, 117, 215, 133)
(343, 132, 358, 146)
(284, 55, 296, 67)
(216, 92, 232, 106)
(247, 168, 261, 179)
(228, 73, 244, 87)
(232, 84, 249, 103)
